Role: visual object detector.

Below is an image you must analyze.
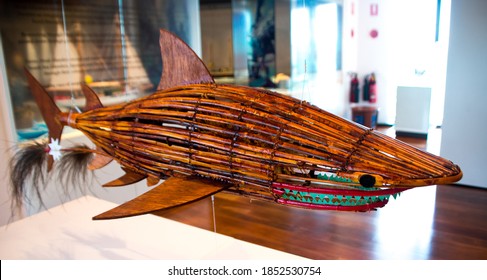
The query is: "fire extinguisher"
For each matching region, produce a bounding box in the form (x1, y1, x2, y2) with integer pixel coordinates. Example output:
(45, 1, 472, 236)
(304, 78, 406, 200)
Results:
(349, 73, 359, 103)
(363, 74, 370, 102)
(369, 73, 377, 103)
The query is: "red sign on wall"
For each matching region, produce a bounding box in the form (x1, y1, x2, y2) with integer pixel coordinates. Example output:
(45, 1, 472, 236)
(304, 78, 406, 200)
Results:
(370, 3, 379, 16)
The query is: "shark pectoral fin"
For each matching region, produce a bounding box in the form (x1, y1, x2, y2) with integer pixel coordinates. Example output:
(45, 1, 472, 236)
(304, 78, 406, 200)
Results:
(102, 168, 147, 187)
(88, 147, 113, 170)
(81, 84, 104, 110)
(93, 176, 230, 220)
(157, 29, 214, 91)
(146, 175, 160, 187)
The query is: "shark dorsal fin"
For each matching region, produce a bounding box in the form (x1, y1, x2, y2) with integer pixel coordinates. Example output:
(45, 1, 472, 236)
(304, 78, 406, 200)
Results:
(81, 84, 104, 111)
(157, 29, 214, 91)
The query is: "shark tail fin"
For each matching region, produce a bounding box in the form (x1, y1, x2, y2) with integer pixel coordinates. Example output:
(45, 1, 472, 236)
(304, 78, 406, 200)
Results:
(12, 71, 106, 211)
(24, 68, 64, 171)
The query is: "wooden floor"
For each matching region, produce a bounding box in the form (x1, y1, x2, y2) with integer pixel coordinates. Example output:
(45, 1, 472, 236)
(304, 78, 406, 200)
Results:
(154, 127, 487, 260)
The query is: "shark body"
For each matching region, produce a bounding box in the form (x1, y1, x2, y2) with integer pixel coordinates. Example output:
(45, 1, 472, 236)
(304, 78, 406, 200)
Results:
(22, 30, 462, 219)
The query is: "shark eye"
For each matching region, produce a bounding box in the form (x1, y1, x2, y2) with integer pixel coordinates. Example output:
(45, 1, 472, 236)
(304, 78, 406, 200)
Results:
(359, 174, 376, 188)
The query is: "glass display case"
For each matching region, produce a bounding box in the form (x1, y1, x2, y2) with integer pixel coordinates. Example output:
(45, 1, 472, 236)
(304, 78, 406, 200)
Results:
(0, 0, 201, 141)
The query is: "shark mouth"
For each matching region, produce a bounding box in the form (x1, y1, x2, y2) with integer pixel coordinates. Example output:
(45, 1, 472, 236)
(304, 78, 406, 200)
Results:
(271, 174, 410, 211)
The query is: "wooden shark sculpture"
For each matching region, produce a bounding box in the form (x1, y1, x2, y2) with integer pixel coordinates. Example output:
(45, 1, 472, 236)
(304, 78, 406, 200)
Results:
(15, 29, 462, 220)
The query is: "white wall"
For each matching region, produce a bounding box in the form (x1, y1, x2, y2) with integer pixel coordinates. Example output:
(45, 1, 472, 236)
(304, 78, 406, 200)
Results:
(342, 0, 357, 74)
(355, 0, 395, 124)
(343, 0, 397, 124)
(441, 0, 487, 188)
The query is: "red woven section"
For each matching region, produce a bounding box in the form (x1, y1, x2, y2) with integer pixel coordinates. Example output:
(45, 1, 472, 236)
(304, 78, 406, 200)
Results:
(272, 182, 409, 196)
(276, 198, 389, 211)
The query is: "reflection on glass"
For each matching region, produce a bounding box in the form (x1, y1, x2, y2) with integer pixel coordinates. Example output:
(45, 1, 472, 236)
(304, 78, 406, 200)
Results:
(291, 1, 341, 81)
(232, 1, 252, 85)
(232, 0, 276, 87)
(0, 0, 201, 140)
(290, 6, 310, 80)
(314, 4, 338, 77)
(289, 0, 343, 113)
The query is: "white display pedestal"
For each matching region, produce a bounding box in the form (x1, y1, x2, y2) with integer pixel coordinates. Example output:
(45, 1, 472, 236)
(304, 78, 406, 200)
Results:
(395, 86, 432, 138)
(0, 196, 305, 260)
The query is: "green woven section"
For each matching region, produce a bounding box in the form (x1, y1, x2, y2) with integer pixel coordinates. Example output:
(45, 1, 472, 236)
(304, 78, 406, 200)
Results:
(280, 189, 393, 206)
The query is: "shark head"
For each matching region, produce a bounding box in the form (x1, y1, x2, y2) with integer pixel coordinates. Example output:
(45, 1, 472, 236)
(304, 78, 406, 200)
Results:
(270, 126, 462, 211)
(333, 129, 463, 188)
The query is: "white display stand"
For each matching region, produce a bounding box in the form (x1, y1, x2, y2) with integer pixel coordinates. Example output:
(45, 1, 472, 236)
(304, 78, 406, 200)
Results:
(0, 196, 305, 260)
(395, 86, 432, 138)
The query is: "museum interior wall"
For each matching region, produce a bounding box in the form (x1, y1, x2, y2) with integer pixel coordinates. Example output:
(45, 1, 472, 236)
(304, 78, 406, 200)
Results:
(440, 0, 487, 189)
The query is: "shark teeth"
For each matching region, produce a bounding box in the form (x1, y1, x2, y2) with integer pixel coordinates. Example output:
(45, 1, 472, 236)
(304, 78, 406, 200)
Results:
(281, 188, 395, 206)
(317, 173, 353, 183)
